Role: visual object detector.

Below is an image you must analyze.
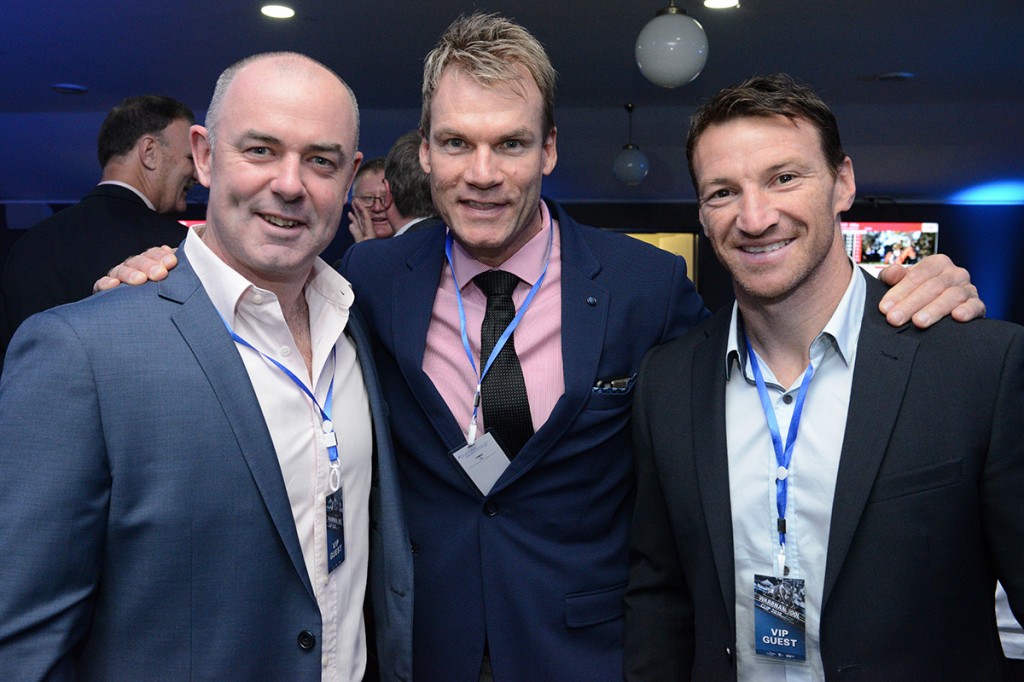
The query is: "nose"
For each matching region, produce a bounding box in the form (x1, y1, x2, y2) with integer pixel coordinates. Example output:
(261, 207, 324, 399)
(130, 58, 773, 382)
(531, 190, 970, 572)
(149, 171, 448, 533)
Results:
(464, 146, 501, 189)
(735, 187, 778, 236)
(270, 154, 305, 202)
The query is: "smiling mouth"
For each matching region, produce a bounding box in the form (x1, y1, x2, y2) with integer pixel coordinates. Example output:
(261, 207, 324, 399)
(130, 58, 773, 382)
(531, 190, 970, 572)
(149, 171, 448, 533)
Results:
(742, 239, 792, 254)
(462, 199, 505, 211)
(260, 213, 301, 228)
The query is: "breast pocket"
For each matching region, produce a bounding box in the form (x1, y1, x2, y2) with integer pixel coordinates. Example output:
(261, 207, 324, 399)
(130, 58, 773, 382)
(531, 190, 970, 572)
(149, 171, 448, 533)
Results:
(587, 373, 637, 412)
(868, 458, 964, 504)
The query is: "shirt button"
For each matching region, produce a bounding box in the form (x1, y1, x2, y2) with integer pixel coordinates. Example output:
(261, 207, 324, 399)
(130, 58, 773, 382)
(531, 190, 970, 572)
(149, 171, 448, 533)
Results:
(280, 346, 291, 357)
(252, 293, 264, 304)
(322, 656, 329, 668)
(483, 502, 499, 517)
(782, 394, 794, 405)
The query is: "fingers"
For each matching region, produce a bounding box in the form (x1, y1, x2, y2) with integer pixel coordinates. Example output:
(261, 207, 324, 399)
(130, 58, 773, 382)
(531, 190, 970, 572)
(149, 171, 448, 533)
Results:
(348, 203, 377, 243)
(876, 254, 983, 328)
(92, 245, 178, 292)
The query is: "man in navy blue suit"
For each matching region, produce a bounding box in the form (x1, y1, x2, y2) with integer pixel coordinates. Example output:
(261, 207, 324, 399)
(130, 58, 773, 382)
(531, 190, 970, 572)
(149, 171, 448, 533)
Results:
(98, 15, 984, 680)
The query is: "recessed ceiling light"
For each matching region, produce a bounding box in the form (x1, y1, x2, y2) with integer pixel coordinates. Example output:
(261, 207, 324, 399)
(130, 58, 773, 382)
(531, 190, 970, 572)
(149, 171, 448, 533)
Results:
(261, 5, 295, 19)
(704, 0, 740, 8)
(51, 83, 89, 94)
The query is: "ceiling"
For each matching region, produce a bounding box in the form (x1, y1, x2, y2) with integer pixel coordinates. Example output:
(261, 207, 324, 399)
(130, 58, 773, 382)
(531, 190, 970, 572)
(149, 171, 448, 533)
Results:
(2, 0, 1022, 215)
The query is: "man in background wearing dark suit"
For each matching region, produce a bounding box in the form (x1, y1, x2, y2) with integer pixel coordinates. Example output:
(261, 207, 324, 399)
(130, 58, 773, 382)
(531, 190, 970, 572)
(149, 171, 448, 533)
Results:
(383, 129, 442, 236)
(0, 95, 195, 359)
(625, 74, 1023, 680)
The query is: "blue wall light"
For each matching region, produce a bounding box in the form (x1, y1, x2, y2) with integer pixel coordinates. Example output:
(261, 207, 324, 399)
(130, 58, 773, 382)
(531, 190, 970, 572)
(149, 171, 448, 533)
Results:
(950, 180, 1024, 205)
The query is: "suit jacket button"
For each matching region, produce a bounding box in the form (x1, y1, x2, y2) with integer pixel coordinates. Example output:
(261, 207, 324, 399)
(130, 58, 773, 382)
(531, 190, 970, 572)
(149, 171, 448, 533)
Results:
(298, 630, 317, 650)
(725, 646, 734, 662)
(483, 502, 499, 517)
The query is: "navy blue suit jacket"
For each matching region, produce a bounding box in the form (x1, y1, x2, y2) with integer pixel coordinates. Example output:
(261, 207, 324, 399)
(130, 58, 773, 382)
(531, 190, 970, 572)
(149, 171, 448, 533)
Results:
(0, 252, 413, 680)
(626, 273, 1024, 680)
(340, 199, 708, 680)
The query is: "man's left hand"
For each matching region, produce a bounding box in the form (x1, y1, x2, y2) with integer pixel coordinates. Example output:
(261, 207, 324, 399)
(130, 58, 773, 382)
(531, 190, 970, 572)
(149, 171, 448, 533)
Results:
(877, 254, 985, 328)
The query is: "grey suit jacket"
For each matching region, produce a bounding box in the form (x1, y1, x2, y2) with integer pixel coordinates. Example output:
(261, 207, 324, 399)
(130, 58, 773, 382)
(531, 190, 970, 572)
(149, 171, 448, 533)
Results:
(626, 272, 1024, 680)
(0, 252, 412, 680)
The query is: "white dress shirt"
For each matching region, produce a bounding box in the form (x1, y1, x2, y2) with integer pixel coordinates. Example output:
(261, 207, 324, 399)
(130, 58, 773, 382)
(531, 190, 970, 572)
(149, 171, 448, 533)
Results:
(184, 227, 372, 681)
(724, 266, 864, 681)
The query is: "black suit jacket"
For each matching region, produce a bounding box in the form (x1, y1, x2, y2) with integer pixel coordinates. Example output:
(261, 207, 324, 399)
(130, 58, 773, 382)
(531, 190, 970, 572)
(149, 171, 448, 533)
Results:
(625, 272, 1024, 680)
(0, 184, 186, 356)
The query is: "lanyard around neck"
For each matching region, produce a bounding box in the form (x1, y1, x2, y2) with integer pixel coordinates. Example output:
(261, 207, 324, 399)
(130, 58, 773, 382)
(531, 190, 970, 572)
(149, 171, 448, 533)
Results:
(744, 331, 815, 575)
(219, 310, 342, 492)
(445, 209, 554, 445)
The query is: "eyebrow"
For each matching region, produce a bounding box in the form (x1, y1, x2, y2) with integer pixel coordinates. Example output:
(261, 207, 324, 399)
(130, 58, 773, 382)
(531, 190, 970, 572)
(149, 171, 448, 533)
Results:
(236, 130, 346, 158)
(432, 126, 536, 141)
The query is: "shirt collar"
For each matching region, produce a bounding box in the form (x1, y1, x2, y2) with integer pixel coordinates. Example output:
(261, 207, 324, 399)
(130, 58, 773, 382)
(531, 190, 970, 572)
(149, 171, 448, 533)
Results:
(726, 261, 866, 383)
(98, 181, 155, 210)
(182, 224, 355, 328)
(449, 200, 555, 289)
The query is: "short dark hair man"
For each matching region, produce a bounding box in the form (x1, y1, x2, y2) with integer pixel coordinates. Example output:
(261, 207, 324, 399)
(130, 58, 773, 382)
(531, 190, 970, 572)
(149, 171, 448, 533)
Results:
(1, 95, 195, 357)
(383, 129, 440, 235)
(625, 74, 1023, 680)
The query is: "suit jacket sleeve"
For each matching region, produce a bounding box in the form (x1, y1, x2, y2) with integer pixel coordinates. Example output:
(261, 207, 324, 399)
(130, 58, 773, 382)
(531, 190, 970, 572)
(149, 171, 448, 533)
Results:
(982, 324, 1024, 625)
(624, 346, 696, 680)
(0, 311, 110, 679)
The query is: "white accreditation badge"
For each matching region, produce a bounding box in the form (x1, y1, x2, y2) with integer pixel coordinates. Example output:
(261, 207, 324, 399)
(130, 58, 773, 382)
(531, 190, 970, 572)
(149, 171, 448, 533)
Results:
(449, 430, 511, 496)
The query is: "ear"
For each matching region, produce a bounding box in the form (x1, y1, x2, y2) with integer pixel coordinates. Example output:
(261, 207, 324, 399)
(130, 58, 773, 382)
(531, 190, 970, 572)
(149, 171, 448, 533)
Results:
(345, 152, 363, 198)
(419, 132, 431, 174)
(698, 209, 710, 237)
(190, 125, 213, 189)
(541, 126, 558, 176)
(138, 135, 159, 171)
(834, 156, 856, 214)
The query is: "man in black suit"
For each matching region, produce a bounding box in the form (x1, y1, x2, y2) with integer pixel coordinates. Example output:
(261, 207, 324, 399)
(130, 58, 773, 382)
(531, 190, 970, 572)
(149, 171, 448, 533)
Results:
(0, 95, 195, 360)
(382, 129, 442, 236)
(625, 74, 1024, 680)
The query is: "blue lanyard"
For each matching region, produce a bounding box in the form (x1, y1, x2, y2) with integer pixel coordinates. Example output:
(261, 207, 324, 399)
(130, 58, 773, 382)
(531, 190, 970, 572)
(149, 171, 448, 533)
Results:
(744, 332, 815, 574)
(220, 312, 341, 491)
(445, 211, 553, 445)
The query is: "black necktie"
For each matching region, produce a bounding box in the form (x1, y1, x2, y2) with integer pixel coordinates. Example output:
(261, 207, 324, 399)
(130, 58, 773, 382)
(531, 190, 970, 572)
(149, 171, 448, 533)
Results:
(474, 270, 534, 457)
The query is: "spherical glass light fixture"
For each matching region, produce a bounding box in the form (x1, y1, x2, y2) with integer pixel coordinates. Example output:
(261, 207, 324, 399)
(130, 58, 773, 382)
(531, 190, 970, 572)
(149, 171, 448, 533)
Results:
(612, 104, 650, 186)
(635, 1, 708, 88)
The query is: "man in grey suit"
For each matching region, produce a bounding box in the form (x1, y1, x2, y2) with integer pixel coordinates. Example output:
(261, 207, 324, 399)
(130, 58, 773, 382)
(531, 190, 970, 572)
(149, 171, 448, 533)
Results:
(625, 74, 1024, 680)
(0, 52, 412, 680)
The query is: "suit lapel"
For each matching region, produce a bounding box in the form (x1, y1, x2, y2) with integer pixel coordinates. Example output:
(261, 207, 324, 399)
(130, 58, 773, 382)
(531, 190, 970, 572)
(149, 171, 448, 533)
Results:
(489, 205, 609, 490)
(161, 256, 316, 601)
(391, 231, 467, 450)
(694, 310, 739, 628)
(822, 275, 918, 606)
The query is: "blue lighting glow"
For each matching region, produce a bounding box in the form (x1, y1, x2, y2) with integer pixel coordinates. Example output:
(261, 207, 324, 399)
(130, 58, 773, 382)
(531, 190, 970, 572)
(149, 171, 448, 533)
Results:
(949, 180, 1024, 205)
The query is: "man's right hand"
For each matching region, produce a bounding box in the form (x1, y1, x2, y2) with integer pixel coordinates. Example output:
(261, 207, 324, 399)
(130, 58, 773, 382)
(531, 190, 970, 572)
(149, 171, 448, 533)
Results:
(93, 245, 179, 292)
(347, 199, 379, 243)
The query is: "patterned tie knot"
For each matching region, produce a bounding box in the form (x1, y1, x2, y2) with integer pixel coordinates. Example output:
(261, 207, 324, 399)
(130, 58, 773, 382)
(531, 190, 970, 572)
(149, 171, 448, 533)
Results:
(474, 270, 520, 298)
